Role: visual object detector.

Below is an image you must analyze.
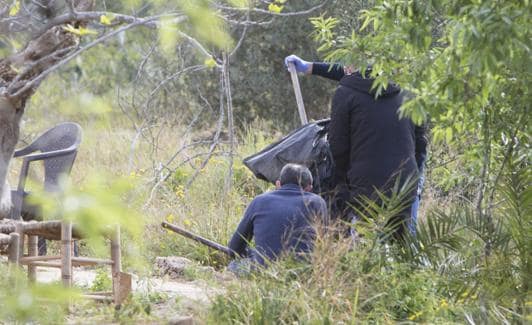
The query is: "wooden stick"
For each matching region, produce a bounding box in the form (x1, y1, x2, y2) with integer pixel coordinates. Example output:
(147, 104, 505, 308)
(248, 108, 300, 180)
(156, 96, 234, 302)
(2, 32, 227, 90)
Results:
(15, 222, 24, 259)
(27, 235, 38, 281)
(26, 261, 62, 268)
(21, 256, 114, 267)
(22, 220, 82, 240)
(71, 257, 114, 266)
(110, 226, 126, 304)
(8, 232, 19, 264)
(61, 221, 72, 287)
(287, 61, 308, 125)
(19, 255, 61, 263)
(113, 272, 132, 305)
(110, 226, 121, 275)
(0, 223, 16, 234)
(89, 291, 113, 295)
(0, 233, 10, 245)
(82, 294, 114, 302)
(162, 221, 235, 257)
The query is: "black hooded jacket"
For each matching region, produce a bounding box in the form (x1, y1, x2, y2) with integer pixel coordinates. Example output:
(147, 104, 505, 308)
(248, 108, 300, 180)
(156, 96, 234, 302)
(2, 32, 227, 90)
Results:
(313, 63, 426, 204)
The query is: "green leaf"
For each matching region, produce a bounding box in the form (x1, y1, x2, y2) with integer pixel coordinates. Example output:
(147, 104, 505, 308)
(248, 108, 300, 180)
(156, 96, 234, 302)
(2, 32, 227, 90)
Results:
(445, 127, 453, 143)
(228, 0, 249, 8)
(159, 17, 179, 55)
(179, 0, 232, 49)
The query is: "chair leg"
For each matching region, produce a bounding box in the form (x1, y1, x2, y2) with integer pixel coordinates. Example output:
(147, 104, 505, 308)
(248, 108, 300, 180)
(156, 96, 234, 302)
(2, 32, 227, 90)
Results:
(27, 235, 38, 281)
(61, 222, 72, 287)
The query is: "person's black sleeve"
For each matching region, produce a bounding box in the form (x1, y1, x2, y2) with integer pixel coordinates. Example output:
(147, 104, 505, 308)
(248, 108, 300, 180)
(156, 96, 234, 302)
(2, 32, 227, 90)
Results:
(329, 86, 353, 185)
(312, 63, 345, 81)
(414, 123, 428, 171)
(228, 200, 256, 257)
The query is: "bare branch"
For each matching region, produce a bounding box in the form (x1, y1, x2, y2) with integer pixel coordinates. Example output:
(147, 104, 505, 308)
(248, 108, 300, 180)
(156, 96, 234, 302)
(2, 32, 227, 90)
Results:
(185, 69, 226, 188)
(177, 31, 217, 62)
(65, 0, 75, 14)
(215, 0, 329, 17)
(222, 53, 235, 193)
(228, 9, 250, 58)
(143, 64, 206, 113)
(38, 11, 184, 36)
(7, 15, 186, 99)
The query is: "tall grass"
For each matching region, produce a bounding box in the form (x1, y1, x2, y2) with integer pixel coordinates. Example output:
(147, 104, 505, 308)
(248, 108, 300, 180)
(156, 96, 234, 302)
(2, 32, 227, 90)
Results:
(10, 105, 529, 323)
(206, 157, 530, 324)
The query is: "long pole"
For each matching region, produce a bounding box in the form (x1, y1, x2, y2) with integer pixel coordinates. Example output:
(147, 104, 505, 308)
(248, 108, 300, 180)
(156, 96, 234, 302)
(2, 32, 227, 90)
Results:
(161, 221, 235, 257)
(287, 61, 308, 125)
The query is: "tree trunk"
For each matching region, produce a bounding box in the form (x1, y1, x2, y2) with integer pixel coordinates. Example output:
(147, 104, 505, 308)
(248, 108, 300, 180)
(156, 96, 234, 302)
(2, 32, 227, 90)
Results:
(0, 0, 93, 218)
(0, 98, 22, 218)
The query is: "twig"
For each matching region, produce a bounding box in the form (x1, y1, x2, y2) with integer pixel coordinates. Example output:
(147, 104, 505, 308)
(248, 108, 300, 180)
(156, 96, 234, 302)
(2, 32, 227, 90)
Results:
(222, 52, 235, 193)
(228, 9, 250, 58)
(8, 16, 175, 99)
(215, 0, 329, 17)
(185, 67, 226, 188)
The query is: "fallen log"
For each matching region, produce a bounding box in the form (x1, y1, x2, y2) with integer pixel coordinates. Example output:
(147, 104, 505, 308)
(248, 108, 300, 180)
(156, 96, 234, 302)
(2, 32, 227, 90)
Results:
(161, 221, 235, 257)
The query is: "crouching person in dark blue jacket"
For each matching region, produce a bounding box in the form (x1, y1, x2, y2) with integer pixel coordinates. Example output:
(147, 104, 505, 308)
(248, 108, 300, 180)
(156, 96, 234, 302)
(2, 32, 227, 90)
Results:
(228, 163, 328, 275)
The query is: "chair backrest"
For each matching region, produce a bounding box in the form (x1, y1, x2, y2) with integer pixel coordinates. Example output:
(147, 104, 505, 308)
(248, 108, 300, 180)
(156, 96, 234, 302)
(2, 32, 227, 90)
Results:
(26, 122, 82, 192)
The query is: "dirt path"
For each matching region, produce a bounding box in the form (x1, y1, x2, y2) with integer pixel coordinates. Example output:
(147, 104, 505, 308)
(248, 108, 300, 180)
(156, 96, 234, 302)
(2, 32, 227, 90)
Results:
(36, 267, 217, 303)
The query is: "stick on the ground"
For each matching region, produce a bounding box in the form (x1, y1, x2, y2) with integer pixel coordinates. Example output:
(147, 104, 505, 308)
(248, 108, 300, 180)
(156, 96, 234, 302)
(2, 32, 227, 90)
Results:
(161, 221, 235, 257)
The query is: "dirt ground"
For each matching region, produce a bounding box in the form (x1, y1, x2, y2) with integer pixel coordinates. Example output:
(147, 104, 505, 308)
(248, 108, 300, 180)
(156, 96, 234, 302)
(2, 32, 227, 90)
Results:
(33, 258, 230, 324)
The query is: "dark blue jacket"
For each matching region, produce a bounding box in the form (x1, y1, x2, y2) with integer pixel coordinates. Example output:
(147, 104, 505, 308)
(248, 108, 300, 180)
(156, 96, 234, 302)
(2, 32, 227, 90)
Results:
(228, 184, 328, 265)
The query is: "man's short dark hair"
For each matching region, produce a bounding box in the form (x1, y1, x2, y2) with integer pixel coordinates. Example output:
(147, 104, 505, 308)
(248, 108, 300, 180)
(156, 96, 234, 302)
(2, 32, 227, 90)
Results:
(279, 164, 313, 188)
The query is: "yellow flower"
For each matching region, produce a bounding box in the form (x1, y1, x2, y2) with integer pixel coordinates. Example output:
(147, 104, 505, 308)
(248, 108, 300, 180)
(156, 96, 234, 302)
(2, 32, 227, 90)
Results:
(184, 219, 192, 227)
(100, 14, 114, 25)
(175, 185, 185, 198)
(166, 214, 175, 223)
(204, 57, 218, 68)
(63, 24, 97, 36)
(9, 1, 20, 16)
(268, 3, 283, 13)
(408, 311, 423, 321)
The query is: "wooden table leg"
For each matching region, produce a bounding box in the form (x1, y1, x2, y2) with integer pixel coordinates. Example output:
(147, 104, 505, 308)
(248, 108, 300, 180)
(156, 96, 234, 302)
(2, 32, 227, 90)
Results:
(8, 232, 20, 265)
(27, 235, 38, 281)
(61, 222, 72, 287)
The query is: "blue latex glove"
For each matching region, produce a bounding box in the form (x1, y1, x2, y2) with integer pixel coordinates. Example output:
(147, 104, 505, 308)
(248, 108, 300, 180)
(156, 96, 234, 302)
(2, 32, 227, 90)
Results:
(284, 55, 311, 73)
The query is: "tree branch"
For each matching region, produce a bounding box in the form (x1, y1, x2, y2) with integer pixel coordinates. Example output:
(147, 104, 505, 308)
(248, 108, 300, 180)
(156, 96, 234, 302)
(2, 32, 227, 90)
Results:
(215, 0, 329, 17)
(7, 15, 187, 100)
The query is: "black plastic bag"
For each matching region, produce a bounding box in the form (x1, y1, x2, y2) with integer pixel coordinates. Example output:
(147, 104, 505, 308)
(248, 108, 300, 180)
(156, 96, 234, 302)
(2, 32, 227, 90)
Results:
(243, 119, 334, 194)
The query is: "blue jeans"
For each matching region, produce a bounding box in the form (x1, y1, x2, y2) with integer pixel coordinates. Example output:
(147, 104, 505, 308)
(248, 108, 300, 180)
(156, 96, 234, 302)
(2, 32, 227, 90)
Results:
(227, 248, 259, 276)
(408, 173, 425, 235)
(350, 172, 425, 239)
(228, 258, 254, 276)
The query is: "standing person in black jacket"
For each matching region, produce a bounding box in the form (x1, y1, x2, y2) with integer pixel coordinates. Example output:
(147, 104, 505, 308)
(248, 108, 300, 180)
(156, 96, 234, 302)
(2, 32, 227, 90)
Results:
(284, 55, 428, 237)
